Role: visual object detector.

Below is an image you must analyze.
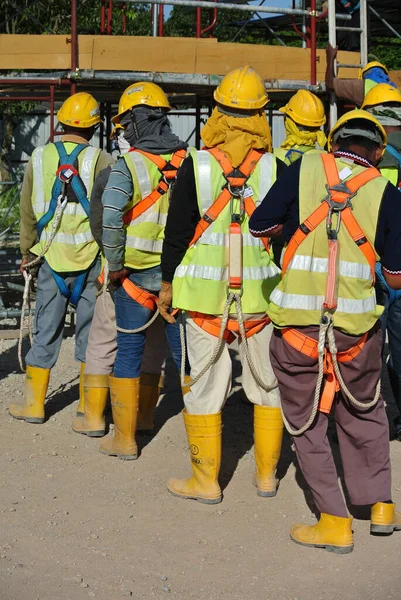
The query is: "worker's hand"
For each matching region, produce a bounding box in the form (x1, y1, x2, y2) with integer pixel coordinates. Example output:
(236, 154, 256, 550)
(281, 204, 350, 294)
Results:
(158, 281, 175, 324)
(108, 268, 129, 284)
(326, 43, 338, 62)
(19, 256, 29, 276)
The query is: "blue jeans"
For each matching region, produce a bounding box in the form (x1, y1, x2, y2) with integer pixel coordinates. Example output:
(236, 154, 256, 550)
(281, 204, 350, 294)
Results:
(113, 265, 187, 379)
(376, 279, 401, 430)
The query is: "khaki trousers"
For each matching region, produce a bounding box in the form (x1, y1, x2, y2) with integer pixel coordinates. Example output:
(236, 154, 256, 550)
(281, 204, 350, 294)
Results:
(85, 291, 168, 377)
(184, 317, 281, 415)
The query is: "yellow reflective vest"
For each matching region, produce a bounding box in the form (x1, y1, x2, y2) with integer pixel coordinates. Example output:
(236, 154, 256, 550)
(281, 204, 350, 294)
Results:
(172, 147, 281, 316)
(121, 151, 179, 270)
(268, 153, 388, 335)
(30, 142, 100, 272)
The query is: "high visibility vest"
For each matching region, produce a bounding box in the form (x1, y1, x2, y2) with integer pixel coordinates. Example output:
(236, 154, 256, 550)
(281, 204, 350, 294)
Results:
(122, 150, 184, 270)
(268, 153, 388, 335)
(380, 166, 399, 188)
(30, 142, 100, 272)
(172, 147, 281, 316)
(274, 145, 324, 166)
(364, 79, 377, 97)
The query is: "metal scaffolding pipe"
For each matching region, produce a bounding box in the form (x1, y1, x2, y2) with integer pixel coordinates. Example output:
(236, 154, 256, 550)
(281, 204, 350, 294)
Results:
(369, 5, 401, 42)
(119, 0, 351, 20)
(310, 0, 317, 86)
(0, 77, 69, 86)
(70, 0, 78, 94)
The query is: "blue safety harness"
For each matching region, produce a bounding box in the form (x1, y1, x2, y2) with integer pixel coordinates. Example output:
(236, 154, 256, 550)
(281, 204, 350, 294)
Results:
(36, 142, 94, 308)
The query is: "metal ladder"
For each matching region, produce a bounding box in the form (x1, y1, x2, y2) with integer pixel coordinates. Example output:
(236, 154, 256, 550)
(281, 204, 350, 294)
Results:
(327, 0, 368, 125)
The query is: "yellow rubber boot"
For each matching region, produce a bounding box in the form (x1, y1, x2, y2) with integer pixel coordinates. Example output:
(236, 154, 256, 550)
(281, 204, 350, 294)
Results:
(167, 410, 222, 505)
(9, 365, 50, 424)
(76, 362, 86, 417)
(254, 406, 284, 497)
(72, 374, 109, 437)
(99, 375, 139, 460)
(290, 513, 354, 554)
(371, 502, 401, 535)
(137, 373, 161, 433)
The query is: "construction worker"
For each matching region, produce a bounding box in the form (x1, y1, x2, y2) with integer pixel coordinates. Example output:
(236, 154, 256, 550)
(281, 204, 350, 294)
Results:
(99, 82, 189, 460)
(249, 109, 401, 553)
(361, 84, 401, 439)
(11, 92, 113, 424)
(158, 66, 285, 505)
(326, 43, 396, 106)
(72, 120, 170, 439)
(275, 90, 327, 165)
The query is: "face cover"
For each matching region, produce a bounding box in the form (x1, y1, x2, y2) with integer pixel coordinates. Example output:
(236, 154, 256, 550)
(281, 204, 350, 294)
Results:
(116, 131, 131, 155)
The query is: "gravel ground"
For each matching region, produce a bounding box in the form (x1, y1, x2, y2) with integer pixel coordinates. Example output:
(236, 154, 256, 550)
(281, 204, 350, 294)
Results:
(1, 330, 401, 600)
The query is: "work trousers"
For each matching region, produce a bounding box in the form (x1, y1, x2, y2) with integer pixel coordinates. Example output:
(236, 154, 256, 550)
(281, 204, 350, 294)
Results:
(270, 323, 391, 518)
(376, 278, 401, 433)
(113, 266, 186, 379)
(84, 288, 168, 377)
(184, 317, 280, 415)
(26, 258, 100, 369)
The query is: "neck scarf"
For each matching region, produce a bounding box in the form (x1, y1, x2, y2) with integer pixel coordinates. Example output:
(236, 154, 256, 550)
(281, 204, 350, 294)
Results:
(281, 117, 327, 150)
(201, 107, 272, 167)
(368, 104, 401, 127)
(121, 106, 188, 155)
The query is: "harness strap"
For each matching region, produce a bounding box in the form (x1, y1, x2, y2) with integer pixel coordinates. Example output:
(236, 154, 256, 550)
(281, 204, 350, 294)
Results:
(190, 148, 263, 247)
(282, 327, 368, 414)
(189, 311, 270, 345)
(123, 149, 186, 225)
(281, 153, 380, 278)
(121, 277, 158, 311)
(48, 258, 93, 308)
(36, 142, 89, 238)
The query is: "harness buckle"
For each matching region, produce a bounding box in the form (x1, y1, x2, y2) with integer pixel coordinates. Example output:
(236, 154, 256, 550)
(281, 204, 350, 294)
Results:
(228, 182, 245, 223)
(322, 183, 355, 212)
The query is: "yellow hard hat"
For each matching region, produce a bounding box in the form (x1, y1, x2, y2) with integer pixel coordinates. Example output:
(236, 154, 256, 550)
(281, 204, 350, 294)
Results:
(362, 61, 388, 77)
(362, 83, 401, 109)
(57, 92, 102, 129)
(328, 109, 387, 151)
(214, 66, 269, 110)
(112, 82, 171, 124)
(109, 123, 124, 140)
(279, 90, 326, 127)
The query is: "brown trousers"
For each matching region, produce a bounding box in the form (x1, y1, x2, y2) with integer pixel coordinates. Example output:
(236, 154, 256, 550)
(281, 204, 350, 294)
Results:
(270, 323, 391, 517)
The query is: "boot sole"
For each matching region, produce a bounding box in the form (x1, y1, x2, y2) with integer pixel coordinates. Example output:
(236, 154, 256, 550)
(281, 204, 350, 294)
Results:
(257, 489, 277, 498)
(290, 535, 354, 554)
(10, 414, 45, 424)
(370, 524, 401, 535)
(99, 449, 137, 460)
(167, 488, 222, 505)
(72, 427, 105, 438)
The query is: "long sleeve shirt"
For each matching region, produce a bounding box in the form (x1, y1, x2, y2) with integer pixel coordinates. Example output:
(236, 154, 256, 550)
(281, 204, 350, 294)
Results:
(19, 134, 114, 257)
(161, 154, 287, 283)
(249, 150, 401, 276)
(101, 157, 133, 271)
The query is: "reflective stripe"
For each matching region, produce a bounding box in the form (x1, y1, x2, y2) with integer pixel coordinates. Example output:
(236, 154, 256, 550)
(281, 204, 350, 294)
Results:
(196, 151, 213, 214)
(32, 146, 45, 213)
(255, 153, 274, 205)
(34, 201, 87, 216)
(127, 152, 152, 199)
(270, 288, 376, 314)
(80, 146, 99, 192)
(40, 230, 94, 245)
(289, 255, 371, 280)
(125, 236, 163, 253)
(175, 263, 280, 281)
(127, 207, 168, 227)
(198, 232, 263, 247)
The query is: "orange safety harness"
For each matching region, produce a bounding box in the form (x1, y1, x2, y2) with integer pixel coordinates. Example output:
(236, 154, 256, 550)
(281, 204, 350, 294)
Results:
(100, 148, 186, 310)
(282, 153, 380, 415)
(188, 147, 272, 340)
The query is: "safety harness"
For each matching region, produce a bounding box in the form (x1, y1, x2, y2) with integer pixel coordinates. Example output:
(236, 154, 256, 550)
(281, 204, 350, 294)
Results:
(280, 153, 382, 435)
(101, 148, 186, 331)
(38, 141, 95, 308)
(188, 147, 272, 341)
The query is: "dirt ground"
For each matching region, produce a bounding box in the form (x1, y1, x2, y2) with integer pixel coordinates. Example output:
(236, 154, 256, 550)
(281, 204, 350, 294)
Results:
(1, 327, 401, 600)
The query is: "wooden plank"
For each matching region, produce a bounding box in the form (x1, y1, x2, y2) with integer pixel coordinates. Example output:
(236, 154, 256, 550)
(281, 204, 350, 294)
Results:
(389, 70, 401, 87)
(91, 36, 198, 73)
(0, 34, 361, 81)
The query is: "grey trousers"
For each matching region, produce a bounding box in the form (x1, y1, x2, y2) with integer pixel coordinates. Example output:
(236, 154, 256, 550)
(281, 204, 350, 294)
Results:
(26, 258, 101, 369)
(270, 323, 391, 518)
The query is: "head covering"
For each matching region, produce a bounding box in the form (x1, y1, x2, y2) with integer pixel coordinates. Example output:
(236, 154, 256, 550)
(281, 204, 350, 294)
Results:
(368, 104, 401, 127)
(117, 130, 131, 155)
(121, 106, 187, 155)
(281, 117, 327, 150)
(201, 106, 272, 167)
(363, 67, 396, 88)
